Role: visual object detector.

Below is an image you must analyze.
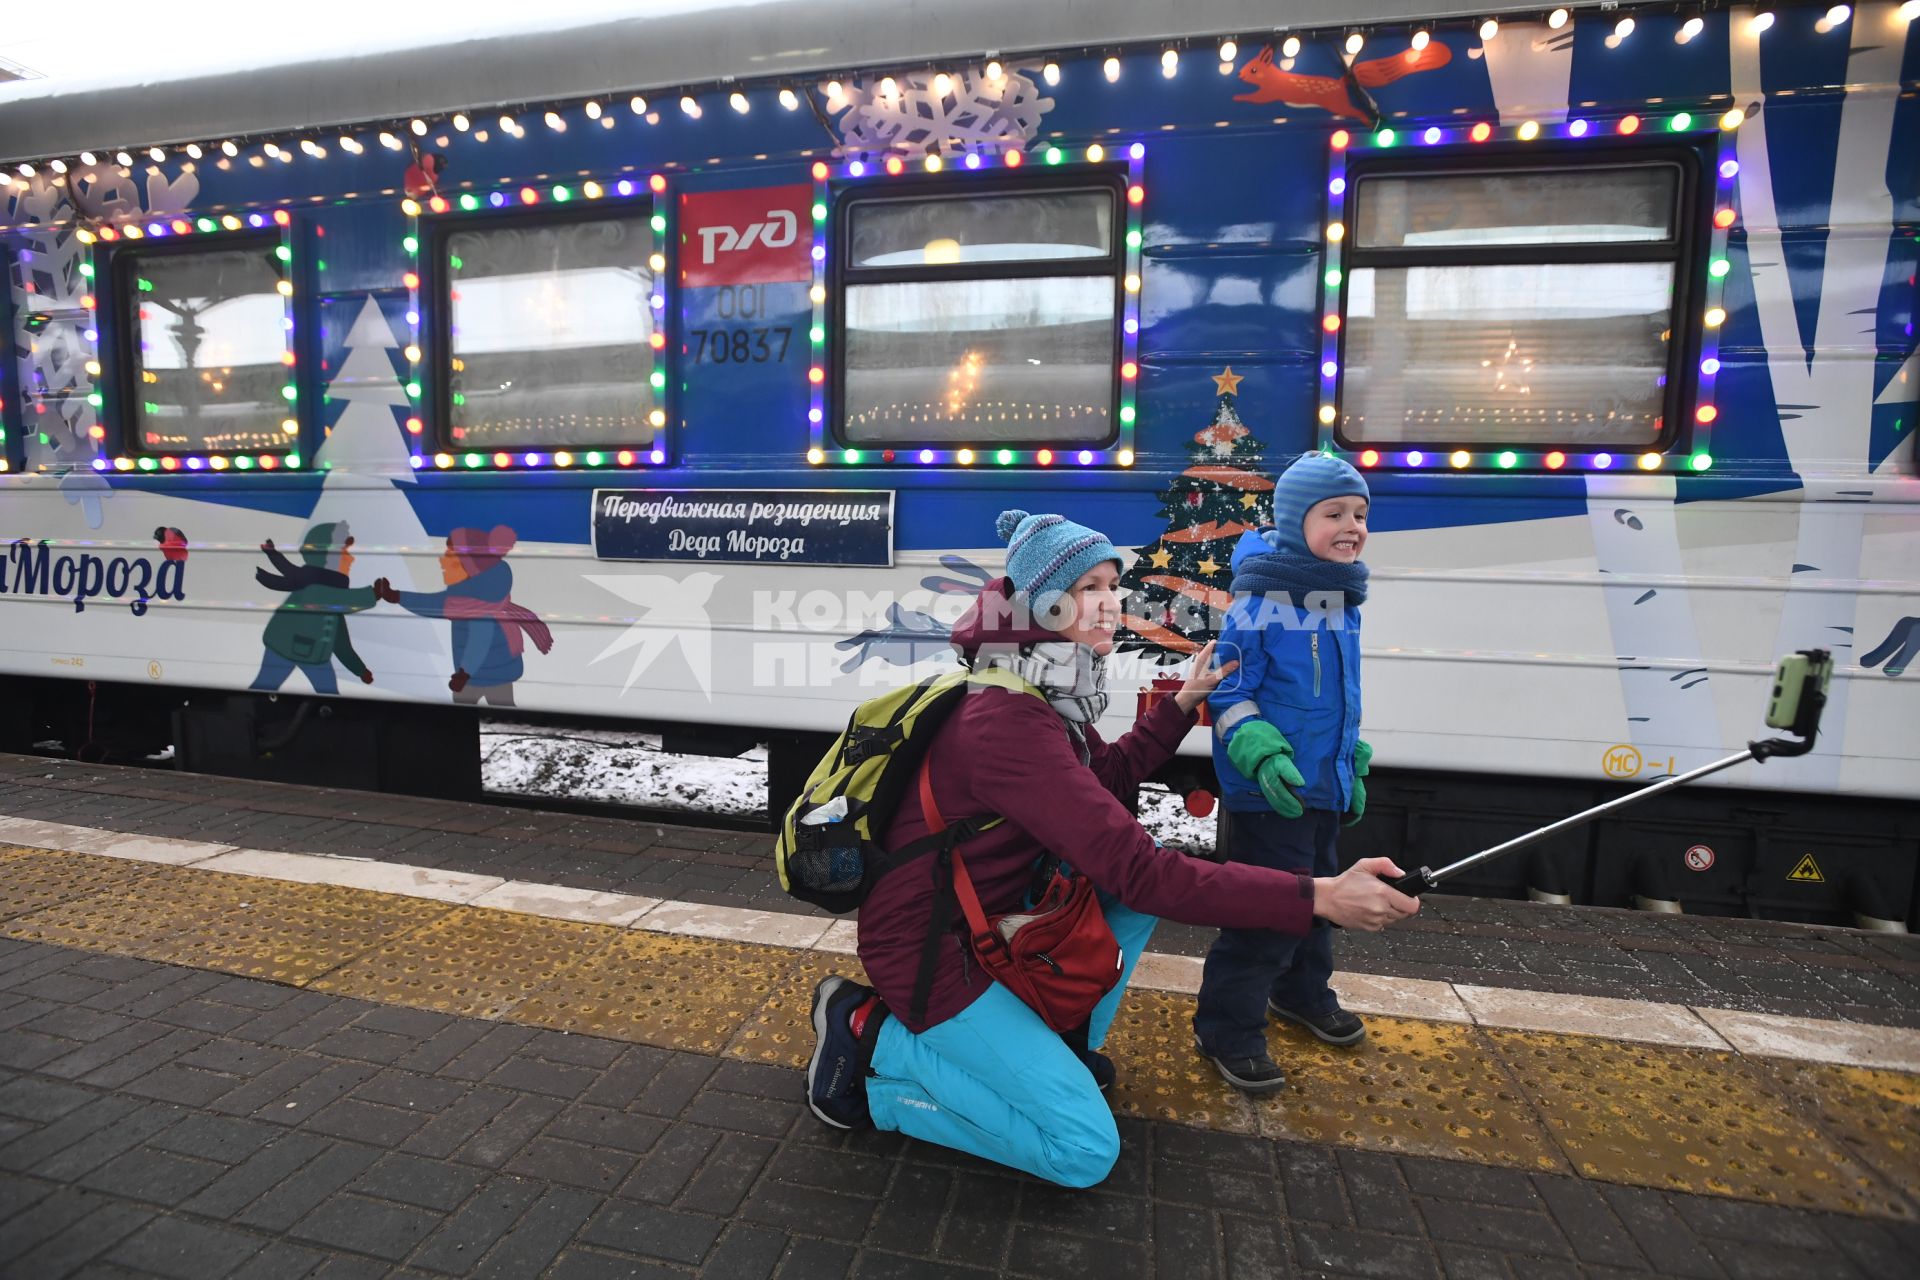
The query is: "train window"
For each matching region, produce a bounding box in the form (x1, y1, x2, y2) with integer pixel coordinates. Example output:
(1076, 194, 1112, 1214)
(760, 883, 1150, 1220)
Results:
(1339, 158, 1694, 450)
(116, 235, 295, 457)
(834, 179, 1124, 447)
(437, 210, 660, 451)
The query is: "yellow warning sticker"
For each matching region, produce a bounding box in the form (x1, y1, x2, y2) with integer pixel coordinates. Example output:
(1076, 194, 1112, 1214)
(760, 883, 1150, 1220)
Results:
(1786, 854, 1825, 884)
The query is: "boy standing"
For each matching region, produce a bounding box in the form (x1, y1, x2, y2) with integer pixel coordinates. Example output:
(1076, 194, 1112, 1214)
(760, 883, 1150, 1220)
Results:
(1194, 453, 1375, 1092)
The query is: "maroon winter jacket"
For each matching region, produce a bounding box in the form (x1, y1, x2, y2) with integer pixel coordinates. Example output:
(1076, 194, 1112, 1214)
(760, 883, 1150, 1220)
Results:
(860, 578, 1317, 1033)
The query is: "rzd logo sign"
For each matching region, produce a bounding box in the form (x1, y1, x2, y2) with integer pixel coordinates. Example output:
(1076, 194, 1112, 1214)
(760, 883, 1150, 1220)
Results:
(680, 186, 812, 287)
(696, 210, 797, 265)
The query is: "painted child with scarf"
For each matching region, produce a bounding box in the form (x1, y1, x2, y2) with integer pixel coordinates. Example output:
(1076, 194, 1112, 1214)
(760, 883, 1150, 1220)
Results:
(251, 521, 387, 695)
(805, 507, 1417, 1188)
(373, 525, 553, 706)
(1193, 453, 1377, 1092)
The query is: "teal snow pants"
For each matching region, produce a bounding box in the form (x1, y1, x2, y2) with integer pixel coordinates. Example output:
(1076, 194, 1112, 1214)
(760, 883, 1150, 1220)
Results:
(864, 896, 1157, 1188)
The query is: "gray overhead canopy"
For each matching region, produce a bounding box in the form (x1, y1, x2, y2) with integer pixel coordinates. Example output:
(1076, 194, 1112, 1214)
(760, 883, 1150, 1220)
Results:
(0, 1, 1566, 162)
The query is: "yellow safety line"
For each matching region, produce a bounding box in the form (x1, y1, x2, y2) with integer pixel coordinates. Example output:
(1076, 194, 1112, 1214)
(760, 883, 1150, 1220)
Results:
(2, 846, 1914, 1219)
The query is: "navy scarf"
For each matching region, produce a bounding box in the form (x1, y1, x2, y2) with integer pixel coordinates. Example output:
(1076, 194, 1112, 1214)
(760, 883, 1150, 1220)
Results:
(255, 543, 346, 594)
(1231, 551, 1369, 608)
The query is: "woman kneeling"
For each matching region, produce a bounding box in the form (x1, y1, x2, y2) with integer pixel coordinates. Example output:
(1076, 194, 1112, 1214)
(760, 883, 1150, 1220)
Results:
(806, 509, 1417, 1188)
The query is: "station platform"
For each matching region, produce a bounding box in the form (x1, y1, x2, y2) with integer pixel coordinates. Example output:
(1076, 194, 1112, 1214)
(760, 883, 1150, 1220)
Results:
(1, 753, 1917, 1278)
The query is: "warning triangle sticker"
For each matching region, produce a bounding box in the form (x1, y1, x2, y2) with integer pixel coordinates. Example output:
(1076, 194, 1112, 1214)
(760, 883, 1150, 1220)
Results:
(1786, 854, 1825, 884)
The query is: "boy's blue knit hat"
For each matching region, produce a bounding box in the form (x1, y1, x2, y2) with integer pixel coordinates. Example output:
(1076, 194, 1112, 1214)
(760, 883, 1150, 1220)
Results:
(995, 509, 1123, 622)
(1269, 453, 1370, 557)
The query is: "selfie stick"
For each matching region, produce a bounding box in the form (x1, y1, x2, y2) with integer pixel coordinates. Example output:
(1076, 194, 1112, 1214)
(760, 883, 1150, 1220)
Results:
(1386, 650, 1832, 898)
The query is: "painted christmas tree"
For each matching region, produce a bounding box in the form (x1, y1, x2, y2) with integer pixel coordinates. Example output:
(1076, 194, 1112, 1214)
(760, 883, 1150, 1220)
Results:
(315, 299, 416, 478)
(1118, 368, 1275, 660)
(310, 296, 447, 696)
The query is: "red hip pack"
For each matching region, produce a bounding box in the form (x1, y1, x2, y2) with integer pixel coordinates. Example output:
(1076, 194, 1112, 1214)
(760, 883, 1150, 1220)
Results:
(918, 759, 1120, 1032)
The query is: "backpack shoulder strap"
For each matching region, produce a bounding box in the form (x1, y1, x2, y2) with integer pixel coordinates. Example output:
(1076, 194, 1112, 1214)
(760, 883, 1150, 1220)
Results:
(896, 670, 1043, 1026)
(904, 750, 1005, 1026)
(963, 665, 1045, 700)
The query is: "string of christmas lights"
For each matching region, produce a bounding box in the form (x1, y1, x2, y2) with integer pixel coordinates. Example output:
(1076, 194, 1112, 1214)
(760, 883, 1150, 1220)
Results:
(806, 142, 1145, 468)
(1317, 107, 1744, 475)
(2, 6, 1905, 212)
(71, 209, 302, 474)
(4, 5, 1911, 478)
(404, 173, 673, 472)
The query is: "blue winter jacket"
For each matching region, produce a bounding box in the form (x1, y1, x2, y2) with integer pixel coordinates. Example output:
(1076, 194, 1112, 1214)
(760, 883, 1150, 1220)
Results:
(1208, 529, 1363, 813)
(397, 561, 526, 688)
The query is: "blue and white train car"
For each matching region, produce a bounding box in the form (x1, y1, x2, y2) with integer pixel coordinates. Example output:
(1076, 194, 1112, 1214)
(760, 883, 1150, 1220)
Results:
(1, 2, 1915, 923)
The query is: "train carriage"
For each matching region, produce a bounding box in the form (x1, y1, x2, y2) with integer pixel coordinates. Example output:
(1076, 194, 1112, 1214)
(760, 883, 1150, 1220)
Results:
(1, 1, 1916, 925)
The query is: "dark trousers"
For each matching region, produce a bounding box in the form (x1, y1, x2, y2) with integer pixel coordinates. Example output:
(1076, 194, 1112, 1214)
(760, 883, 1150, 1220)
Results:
(1192, 809, 1340, 1059)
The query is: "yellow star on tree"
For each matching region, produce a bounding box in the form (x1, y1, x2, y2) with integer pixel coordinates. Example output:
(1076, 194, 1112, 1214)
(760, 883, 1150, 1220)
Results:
(1148, 547, 1174, 568)
(1240, 492, 1260, 508)
(1212, 366, 1243, 396)
(1197, 556, 1220, 576)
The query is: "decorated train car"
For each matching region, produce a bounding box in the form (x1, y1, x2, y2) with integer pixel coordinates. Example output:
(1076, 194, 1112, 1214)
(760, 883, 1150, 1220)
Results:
(1, 2, 1916, 924)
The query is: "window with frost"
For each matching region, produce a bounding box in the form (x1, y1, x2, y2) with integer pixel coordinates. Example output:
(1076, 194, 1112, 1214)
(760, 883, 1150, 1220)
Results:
(1337, 155, 1698, 449)
(434, 209, 660, 451)
(834, 178, 1124, 446)
(116, 236, 294, 457)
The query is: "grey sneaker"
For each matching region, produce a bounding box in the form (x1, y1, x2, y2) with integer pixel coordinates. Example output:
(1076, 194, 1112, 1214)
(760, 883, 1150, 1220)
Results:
(1269, 1000, 1366, 1046)
(1194, 1038, 1288, 1093)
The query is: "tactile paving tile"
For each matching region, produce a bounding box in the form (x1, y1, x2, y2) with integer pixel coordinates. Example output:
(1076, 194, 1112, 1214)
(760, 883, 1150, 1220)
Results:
(1488, 1030, 1903, 1217)
(1258, 1017, 1565, 1170)
(1759, 1058, 1920, 1219)
(1104, 989, 1261, 1135)
(311, 906, 627, 1018)
(511, 930, 795, 1054)
(724, 952, 871, 1070)
(0, 862, 261, 957)
(0, 846, 164, 922)
(141, 875, 454, 986)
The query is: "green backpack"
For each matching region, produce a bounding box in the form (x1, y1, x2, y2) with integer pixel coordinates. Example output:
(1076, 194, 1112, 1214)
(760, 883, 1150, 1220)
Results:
(776, 666, 1042, 914)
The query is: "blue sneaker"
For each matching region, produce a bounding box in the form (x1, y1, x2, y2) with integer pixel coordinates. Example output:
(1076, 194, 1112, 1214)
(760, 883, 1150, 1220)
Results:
(807, 976, 880, 1129)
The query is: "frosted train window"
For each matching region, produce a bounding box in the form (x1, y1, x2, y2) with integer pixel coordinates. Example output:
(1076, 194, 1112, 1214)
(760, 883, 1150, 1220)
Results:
(117, 237, 295, 457)
(437, 211, 659, 451)
(1339, 159, 1694, 449)
(835, 180, 1123, 446)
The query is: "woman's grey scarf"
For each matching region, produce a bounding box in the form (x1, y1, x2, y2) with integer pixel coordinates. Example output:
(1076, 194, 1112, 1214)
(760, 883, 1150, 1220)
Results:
(977, 640, 1109, 763)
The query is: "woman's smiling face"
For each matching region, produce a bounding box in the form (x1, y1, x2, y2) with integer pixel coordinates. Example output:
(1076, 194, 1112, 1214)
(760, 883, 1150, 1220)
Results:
(1056, 561, 1123, 654)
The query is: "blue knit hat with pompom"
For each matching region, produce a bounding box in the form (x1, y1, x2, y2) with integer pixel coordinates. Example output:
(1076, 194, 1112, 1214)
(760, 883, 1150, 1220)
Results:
(996, 509, 1124, 623)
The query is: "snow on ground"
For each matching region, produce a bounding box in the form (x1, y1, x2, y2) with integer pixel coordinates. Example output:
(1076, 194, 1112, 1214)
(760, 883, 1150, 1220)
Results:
(482, 722, 768, 820)
(481, 718, 1217, 856)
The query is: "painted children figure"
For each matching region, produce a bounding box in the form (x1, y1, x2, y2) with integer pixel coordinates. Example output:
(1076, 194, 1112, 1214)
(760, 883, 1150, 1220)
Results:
(374, 525, 551, 706)
(251, 521, 385, 695)
(1193, 453, 1375, 1091)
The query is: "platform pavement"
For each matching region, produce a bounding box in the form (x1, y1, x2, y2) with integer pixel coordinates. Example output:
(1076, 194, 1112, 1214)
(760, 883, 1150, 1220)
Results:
(0, 754, 1914, 1030)
(0, 780, 1915, 1277)
(1, 908, 1916, 1280)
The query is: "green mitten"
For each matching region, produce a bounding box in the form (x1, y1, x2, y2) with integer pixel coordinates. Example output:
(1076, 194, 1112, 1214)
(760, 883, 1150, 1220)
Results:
(1343, 738, 1373, 827)
(1226, 719, 1305, 818)
(1258, 757, 1306, 818)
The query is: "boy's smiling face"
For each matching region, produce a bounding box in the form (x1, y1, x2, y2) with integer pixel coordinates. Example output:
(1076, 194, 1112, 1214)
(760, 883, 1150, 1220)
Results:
(1304, 495, 1368, 563)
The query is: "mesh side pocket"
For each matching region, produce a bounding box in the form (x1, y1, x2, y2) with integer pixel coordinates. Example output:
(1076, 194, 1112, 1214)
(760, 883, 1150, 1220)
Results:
(788, 844, 864, 894)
